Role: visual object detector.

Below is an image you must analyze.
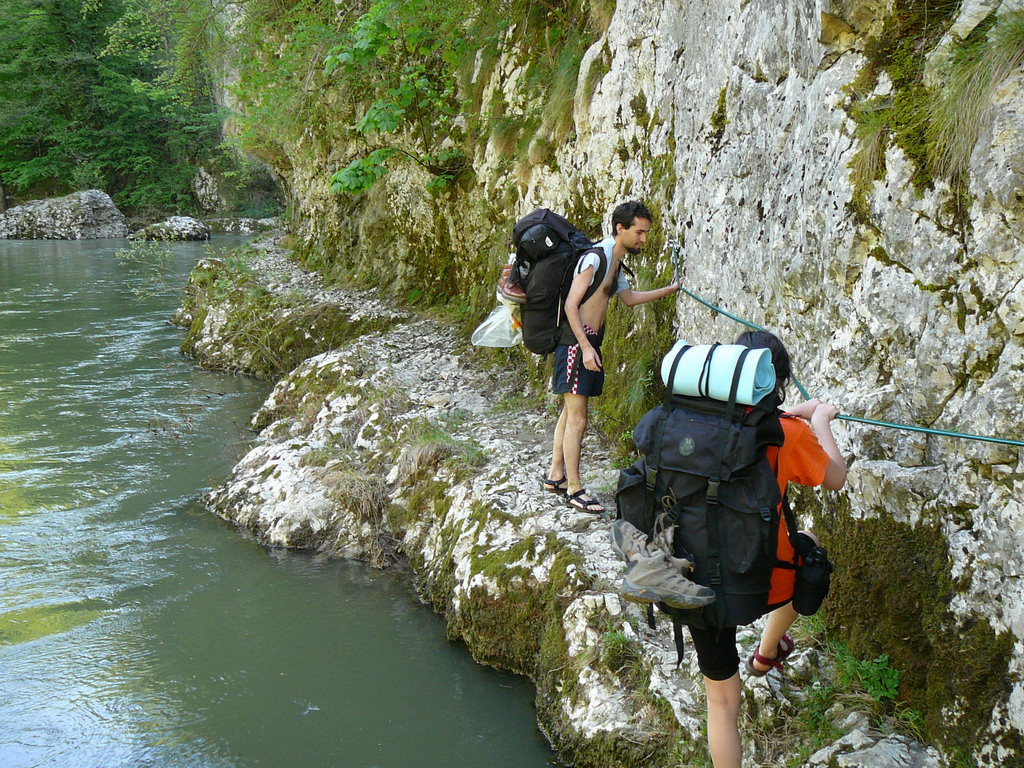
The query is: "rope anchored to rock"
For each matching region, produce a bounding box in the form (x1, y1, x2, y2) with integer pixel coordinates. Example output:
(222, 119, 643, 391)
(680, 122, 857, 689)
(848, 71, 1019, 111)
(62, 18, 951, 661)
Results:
(664, 239, 1024, 448)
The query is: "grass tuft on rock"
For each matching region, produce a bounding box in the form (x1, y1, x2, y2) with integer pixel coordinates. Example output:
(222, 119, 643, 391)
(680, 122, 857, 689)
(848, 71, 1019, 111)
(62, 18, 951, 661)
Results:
(928, 10, 1024, 179)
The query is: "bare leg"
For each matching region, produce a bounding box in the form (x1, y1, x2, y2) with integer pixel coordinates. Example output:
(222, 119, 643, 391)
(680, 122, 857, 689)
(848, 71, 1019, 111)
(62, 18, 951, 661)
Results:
(753, 531, 818, 671)
(753, 603, 798, 672)
(560, 393, 589, 493)
(704, 674, 742, 768)
(547, 405, 568, 481)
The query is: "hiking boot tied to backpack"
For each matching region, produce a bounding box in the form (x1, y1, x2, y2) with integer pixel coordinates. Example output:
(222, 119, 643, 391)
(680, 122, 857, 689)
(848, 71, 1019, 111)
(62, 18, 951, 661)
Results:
(610, 517, 716, 610)
(498, 263, 526, 304)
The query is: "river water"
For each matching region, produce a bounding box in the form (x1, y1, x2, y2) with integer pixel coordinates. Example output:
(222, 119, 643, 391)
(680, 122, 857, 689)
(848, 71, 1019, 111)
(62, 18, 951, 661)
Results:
(0, 238, 557, 768)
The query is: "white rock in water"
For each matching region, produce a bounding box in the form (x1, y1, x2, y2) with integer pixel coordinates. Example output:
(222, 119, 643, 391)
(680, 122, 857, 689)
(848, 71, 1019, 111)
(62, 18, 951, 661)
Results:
(205, 216, 279, 234)
(131, 215, 212, 241)
(0, 189, 129, 239)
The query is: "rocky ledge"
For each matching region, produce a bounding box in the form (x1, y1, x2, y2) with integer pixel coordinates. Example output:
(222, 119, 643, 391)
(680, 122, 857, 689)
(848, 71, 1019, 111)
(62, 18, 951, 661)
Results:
(182, 234, 943, 768)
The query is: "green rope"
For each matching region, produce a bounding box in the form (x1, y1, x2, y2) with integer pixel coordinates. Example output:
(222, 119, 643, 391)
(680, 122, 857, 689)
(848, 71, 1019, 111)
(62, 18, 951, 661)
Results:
(666, 241, 1024, 448)
(835, 414, 1024, 447)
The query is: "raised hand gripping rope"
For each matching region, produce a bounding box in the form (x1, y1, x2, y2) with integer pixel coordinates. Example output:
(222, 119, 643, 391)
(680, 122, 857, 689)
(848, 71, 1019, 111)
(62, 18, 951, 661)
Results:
(665, 239, 1024, 449)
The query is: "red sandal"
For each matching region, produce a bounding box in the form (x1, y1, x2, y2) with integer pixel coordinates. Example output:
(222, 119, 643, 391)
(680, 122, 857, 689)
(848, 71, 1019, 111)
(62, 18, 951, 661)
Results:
(746, 633, 794, 677)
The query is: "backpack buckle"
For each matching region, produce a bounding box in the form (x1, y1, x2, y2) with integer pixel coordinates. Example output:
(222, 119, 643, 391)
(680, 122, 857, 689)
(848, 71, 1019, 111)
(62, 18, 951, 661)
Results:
(707, 479, 720, 506)
(709, 561, 722, 586)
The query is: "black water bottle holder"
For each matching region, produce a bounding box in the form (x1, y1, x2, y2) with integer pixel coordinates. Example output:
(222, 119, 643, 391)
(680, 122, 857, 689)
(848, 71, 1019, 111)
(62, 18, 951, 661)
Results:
(792, 545, 833, 616)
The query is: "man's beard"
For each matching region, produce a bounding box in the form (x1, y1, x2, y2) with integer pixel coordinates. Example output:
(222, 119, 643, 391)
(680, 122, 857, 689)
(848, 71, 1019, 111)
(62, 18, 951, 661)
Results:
(626, 245, 642, 255)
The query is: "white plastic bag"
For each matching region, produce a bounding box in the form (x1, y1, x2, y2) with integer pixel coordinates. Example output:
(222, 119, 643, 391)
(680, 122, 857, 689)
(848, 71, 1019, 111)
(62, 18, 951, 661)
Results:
(471, 303, 522, 347)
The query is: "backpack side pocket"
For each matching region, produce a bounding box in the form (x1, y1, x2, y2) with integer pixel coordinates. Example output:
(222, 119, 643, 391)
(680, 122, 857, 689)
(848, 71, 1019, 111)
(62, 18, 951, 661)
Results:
(614, 459, 655, 533)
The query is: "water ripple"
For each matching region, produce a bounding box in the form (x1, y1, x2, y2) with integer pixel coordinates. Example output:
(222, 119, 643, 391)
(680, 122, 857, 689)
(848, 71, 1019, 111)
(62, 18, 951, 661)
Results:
(0, 237, 557, 768)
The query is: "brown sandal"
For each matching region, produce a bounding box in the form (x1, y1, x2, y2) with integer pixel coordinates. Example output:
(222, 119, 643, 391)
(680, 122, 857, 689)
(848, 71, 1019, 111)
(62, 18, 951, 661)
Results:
(541, 475, 568, 495)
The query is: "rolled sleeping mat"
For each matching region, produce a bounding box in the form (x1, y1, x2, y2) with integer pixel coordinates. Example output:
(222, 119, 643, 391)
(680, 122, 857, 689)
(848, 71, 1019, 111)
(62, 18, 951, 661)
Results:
(660, 339, 776, 406)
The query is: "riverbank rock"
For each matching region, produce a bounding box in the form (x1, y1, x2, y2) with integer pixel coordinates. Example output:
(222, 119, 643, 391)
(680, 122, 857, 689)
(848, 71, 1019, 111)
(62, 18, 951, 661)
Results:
(171, 236, 405, 379)
(131, 215, 211, 241)
(181, 233, 942, 768)
(192, 166, 228, 213)
(204, 216, 279, 234)
(0, 189, 129, 239)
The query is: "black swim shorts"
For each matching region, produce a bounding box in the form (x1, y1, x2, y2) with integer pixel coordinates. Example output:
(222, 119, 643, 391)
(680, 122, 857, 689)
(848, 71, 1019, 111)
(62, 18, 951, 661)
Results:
(551, 323, 603, 397)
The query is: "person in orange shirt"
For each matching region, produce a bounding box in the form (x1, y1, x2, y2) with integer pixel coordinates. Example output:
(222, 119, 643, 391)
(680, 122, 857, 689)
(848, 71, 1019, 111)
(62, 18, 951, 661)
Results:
(695, 330, 847, 768)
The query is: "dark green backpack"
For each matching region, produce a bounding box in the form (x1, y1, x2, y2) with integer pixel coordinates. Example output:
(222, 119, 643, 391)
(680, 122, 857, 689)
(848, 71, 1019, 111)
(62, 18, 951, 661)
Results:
(614, 344, 787, 656)
(510, 209, 605, 355)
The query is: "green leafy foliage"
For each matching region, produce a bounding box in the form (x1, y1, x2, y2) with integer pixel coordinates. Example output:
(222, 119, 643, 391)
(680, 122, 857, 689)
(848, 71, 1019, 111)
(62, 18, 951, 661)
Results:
(837, 650, 901, 702)
(0, 0, 223, 212)
(227, 0, 342, 151)
(315, 0, 596, 195)
(320, 0, 474, 194)
(330, 148, 399, 195)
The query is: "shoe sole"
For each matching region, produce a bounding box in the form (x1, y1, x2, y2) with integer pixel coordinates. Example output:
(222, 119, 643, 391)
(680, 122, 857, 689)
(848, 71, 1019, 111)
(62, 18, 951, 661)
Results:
(621, 580, 716, 610)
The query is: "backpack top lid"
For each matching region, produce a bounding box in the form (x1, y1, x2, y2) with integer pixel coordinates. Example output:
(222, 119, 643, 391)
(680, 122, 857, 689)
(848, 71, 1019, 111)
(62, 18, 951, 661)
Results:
(512, 208, 578, 245)
(660, 339, 776, 406)
(517, 223, 565, 263)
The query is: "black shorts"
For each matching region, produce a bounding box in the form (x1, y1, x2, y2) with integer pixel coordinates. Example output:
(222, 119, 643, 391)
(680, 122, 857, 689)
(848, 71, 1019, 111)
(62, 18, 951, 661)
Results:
(688, 625, 739, 681)
(551, 325, 603, 397)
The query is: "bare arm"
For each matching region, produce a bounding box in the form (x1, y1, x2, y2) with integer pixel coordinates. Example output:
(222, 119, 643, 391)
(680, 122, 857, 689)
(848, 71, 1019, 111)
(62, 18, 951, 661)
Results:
(810, 402, 847, 490)
(564, 267, 602, 372)
(783, 398, 820, 420)
(618, 280, 680, 307)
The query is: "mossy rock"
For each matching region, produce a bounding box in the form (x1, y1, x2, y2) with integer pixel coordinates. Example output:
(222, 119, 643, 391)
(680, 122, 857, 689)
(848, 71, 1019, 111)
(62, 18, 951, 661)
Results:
(817, 498, 1015, 758)
(178, 258, 398, 379)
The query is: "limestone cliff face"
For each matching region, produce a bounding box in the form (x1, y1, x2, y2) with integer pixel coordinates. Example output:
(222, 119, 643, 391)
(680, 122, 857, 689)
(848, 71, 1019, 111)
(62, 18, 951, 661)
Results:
(232, 0, 1024, 761)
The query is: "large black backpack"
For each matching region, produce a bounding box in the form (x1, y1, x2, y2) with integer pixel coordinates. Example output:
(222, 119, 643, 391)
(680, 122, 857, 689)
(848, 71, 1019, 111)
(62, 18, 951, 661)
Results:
(615, 344, 793, 656)
(510, 209, 607, 355)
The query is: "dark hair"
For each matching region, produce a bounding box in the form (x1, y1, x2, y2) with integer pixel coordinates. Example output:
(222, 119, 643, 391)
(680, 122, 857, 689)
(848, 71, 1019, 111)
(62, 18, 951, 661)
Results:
(735, 330, 791, 405)
(610, 200, 653, 236)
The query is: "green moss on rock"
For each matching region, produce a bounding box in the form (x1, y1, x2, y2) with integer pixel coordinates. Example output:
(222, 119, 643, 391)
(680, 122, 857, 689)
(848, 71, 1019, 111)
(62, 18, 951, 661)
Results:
(709, 85, 729, 152)
(179, 257, 398, 379)
(817, 500, 1014, 757)
(452, 530, 589, 676)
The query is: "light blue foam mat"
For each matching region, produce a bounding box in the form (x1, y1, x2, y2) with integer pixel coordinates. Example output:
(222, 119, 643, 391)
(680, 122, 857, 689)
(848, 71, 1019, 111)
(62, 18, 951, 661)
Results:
(659, 340, 776, 405)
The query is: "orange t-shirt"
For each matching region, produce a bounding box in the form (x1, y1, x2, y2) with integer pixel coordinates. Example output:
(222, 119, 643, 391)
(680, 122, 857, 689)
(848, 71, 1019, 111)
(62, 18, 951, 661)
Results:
(764, 416, 829, 605)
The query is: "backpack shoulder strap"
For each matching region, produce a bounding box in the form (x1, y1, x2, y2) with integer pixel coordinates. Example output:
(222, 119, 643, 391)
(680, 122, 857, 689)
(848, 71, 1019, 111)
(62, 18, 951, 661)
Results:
(555, 247, 614, 346)
(570, 246, 608, 306)
(770, 413, 805, 556)
(671, 612, 687, 668)
(705, 347, 751, 624)
(644, 343, 692, 503)
(554, 247, 606, 344)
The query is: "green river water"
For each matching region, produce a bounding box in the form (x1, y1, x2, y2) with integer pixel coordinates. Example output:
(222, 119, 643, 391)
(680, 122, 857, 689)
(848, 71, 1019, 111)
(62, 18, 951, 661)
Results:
(0, 237, 557, 768)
